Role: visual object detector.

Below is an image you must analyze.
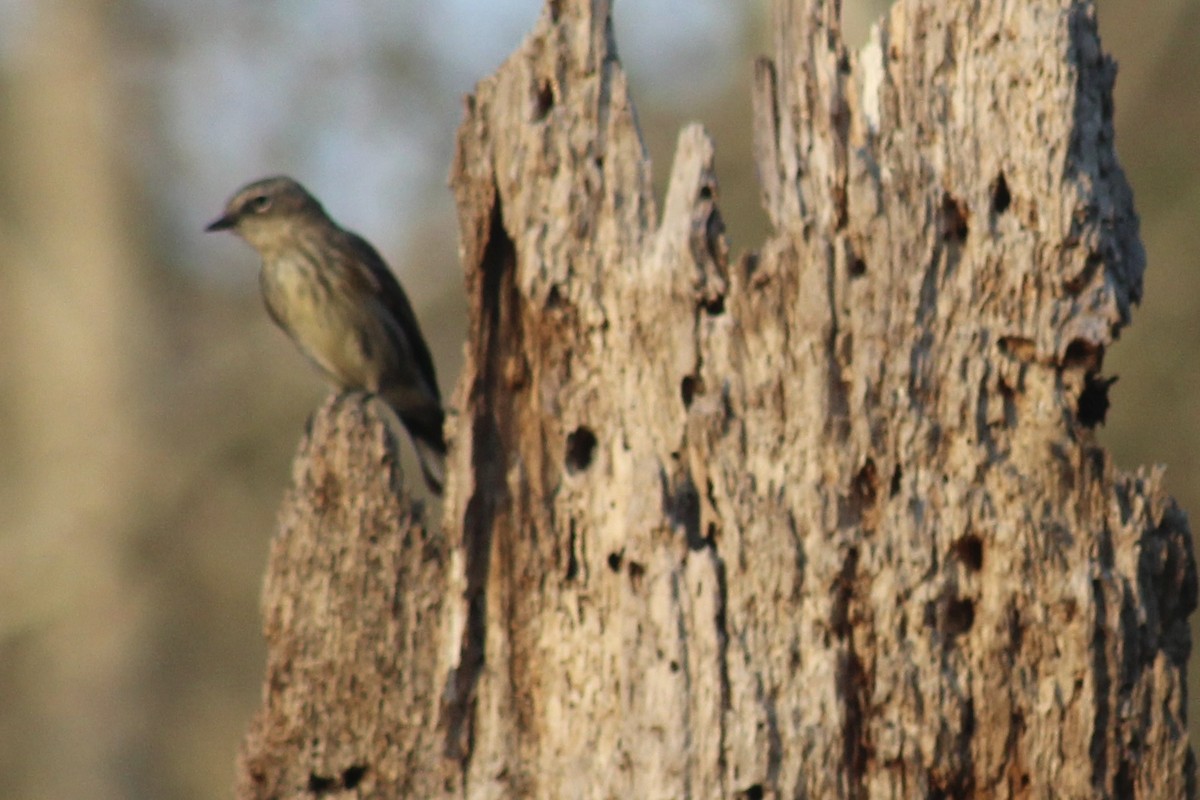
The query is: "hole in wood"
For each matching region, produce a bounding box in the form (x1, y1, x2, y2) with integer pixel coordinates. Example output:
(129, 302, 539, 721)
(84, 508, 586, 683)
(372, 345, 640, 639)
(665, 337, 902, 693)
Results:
(308, 773, 336, 793)
(992, 171, 1012, 214)
(565, 520, 579, 581)
(607, 551, 623, 572)
(533, 78, 554, 121)
(680, 375, 702, 408)
(945, 597, 975, 636)
(628, 560, 645, 589)
(852, 458, 878, 506)
(1077, 374, 1117, 428)
(940, 192, 970, 241)
(565, 426, 597, 473)
(849, 254, 867, 277)
(952, 534, 984, 571)
(1062, 338, 1104, 371)
(889, 465, 902, 496)
(342, 765, 366, 789)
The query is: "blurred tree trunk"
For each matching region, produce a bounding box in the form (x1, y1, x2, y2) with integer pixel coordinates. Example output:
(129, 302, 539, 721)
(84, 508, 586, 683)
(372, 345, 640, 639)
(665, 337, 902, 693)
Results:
(236, 0, 1197, 797)
(0, 4, 156, 800)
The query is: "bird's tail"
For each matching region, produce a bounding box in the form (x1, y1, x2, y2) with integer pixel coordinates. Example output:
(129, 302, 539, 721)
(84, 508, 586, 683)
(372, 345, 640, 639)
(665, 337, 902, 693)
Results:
(375, 386, 447, 495)
(398, 406, 447, 496)
(409, 430, 446, 496)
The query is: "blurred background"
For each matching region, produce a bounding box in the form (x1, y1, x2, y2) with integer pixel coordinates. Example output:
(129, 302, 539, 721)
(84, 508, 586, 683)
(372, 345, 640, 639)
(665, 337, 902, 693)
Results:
(0, 1, 1194, 797)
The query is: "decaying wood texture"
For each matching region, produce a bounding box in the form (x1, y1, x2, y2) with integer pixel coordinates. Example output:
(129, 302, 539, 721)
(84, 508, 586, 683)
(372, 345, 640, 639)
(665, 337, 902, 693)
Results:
(236, 0, 1196, 797)
(236, 397, 449, 798)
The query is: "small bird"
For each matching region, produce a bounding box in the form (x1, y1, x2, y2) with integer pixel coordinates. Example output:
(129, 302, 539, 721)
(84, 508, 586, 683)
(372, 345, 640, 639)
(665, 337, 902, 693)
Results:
(206, 176, 446, 494)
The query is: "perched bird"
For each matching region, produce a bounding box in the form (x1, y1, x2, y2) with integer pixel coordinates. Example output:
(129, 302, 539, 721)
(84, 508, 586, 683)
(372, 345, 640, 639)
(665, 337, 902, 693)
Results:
(206, 176, 446, 494)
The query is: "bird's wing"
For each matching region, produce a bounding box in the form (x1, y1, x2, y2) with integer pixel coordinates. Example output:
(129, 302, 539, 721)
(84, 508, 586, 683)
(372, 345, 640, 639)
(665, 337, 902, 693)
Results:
(339, 230, 441, 402)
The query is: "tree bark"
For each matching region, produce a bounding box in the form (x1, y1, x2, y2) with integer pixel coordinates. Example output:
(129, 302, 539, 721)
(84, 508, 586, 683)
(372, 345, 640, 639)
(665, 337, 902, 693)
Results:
(236, 397, 451, 798)
(237, 0, 1197, 798)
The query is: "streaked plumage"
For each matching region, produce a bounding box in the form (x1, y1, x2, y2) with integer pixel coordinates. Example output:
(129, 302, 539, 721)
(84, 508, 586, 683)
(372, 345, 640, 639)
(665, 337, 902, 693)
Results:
(207, 176, 446, 494)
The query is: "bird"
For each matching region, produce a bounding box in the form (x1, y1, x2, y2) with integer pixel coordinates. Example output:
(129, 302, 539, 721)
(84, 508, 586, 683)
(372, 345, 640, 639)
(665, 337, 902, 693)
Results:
(206, 176, 446, 494)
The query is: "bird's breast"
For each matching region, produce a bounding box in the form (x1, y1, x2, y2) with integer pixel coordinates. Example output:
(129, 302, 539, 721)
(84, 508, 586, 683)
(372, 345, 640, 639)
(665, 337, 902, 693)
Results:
(260, 256, 384, 391)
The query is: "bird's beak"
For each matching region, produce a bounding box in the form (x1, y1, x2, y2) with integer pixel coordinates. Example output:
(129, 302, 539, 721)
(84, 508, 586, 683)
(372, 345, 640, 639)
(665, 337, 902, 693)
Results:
(205, 213, 236, 232)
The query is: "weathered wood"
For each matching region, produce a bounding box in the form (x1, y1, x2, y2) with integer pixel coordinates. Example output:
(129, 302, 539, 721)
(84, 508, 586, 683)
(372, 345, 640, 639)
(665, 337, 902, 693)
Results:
(444, 0, 1195, 796)
(238, 0, 1196, 797)
(236, 397, 450, 798)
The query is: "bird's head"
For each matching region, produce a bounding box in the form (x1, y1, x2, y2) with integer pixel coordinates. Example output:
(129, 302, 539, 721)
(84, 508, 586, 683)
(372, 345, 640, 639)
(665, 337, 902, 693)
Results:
(205, 176, 329, 253)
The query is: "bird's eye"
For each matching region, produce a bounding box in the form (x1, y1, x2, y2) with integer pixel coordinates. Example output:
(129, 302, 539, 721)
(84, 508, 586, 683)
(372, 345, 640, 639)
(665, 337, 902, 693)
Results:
(248, 195, 272, 213)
